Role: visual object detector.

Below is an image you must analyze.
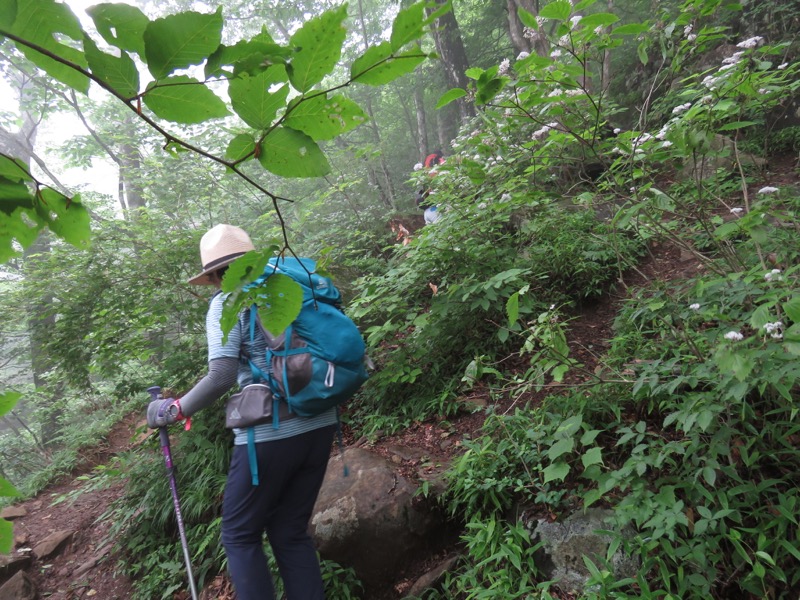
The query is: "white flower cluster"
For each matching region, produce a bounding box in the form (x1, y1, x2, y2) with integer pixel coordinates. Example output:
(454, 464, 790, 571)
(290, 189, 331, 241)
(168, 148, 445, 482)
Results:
(499, 58, 511, 75)
(702, 75, 720, 90)
(764, 269, 782, 282)
(724, 331, 744, 341)
(672, 103, 692, 114)
(532, 122, 559, 140)
(570, 15, 582, 27)
(689, 303, 701, 310)
(736, 36, 763, 49)
(763, 321, 783, 339)
(517, 51, 530, 60)
(722, 52, 744, 66)
(551, 48, 563, 58)
(413, 163, 423, 171)
(758, 186, 779, 194)
(500, 193, 512, 202)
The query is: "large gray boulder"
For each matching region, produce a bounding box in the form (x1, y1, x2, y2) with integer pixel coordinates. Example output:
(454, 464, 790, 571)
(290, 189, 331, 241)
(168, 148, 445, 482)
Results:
(311, 447, 447, 592)
(528, 508, 639, 593)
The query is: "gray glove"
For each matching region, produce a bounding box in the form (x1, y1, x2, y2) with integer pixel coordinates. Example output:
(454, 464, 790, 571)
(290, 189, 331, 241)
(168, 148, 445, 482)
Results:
(146, 397, 182, 428)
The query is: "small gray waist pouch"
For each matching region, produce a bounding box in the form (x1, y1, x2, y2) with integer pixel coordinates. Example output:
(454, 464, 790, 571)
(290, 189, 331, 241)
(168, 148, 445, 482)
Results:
(225, 383, 273, 429)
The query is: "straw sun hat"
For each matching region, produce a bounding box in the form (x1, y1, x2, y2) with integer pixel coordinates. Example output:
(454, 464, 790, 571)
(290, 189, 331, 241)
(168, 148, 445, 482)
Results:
(188, 224, 255, 285)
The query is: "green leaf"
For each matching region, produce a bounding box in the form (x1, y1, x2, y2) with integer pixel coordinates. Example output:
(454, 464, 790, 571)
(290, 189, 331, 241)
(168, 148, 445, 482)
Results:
(0, 391, 21, 418)
(581, 447, 603, 467)
(749, 304, 773, 330)
(506, 292, 519, 327)
(87, 3, 148, 57)
(10, 0, 89, 93)
(258, 127, 330, 178)
(228, 65, 289, 129)
(547, 437, 575, 460)
(143, 76, 230, 124)
(543, 461, 570, 483)
(255, 273, 304, 336)
(221, 251, 272, 292)
(225, 134, 256, 163)
(83, 35, 139, 98)
(476, 76, 504, 105)
(539, 0, 572, 21)
(351, 42, 426, 86)
(144, 8, 223, 80)
(718, 121, 758, 131)
(783, 297, 800, 323)
(0, 156, 30, 182)
(390, 1, 426, 50)
(613, 23, 649, 36)
(637, 41, 649, 65)
(517, 8, 538, 29)
(205, 33, 291, 78)
(0, 0, 16, 29)
(284, 94, 368, 141)
(288, 5, 347, 93)
(0, 518, 12, 555)
(436, 88, 467, 109)
(578, 13, 619, 29)
(36, 189, 91, 249)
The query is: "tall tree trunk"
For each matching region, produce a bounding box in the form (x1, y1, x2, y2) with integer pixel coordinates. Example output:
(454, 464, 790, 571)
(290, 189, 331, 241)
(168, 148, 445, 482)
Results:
(507, 0, 550, 57)
(428, 0, 475, 128)
(414, 84, 428, 159)
(3, 72, 66, 448)
(119, 114, 146, 217)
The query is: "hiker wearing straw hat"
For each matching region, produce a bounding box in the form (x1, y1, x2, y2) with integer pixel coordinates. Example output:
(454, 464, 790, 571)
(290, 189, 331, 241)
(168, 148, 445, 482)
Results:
(147, 224, 335, 600)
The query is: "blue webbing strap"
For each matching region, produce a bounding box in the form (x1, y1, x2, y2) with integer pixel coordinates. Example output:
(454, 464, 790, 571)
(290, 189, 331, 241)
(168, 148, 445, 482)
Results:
(247, 427, 258, 485)
(246, 306, 261, 485)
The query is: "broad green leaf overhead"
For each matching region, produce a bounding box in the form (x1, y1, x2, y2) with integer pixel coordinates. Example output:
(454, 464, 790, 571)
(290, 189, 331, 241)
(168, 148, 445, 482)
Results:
(287, 5, 347, 93)
(390, 1, 426, 51)
(83, 35, 140, 98)
(143, 76, 230, 124)
(143, 8, 224, 80)
(205, 33, 291, 78)
(225, 134, 257, 163)
(87, 3, 149, 57)
(284, 94, 368, 141)
(221, 250, 272, 293)
(255, 273, 304, 336)
(350, 42, 426, 85)
(228, 65, 290, 129)
(0, 156, 30, 182)
(8, 0, 89, 92)
(258, 127, 330, 178)
(0, 0, 15, 29)
(35, 190, 91, 250)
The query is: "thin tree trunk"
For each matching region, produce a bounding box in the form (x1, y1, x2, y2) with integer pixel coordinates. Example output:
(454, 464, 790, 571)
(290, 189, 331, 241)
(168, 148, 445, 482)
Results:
(428, 0, 475, 127)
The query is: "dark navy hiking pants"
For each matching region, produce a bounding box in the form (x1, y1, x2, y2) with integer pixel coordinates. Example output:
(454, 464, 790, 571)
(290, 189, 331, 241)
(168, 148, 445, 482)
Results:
(221, 425, 336, 600)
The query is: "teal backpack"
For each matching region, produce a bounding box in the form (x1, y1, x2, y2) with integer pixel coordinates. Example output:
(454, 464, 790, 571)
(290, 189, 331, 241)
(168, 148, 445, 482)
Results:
(245, 257, 369, 426)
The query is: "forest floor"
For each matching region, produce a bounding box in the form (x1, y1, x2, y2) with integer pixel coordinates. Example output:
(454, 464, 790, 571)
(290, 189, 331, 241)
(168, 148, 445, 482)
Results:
(3, 155, 797, 600)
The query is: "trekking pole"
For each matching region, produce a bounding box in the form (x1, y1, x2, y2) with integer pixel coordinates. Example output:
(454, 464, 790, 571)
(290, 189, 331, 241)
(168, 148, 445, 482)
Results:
(147, 386, 200, 600)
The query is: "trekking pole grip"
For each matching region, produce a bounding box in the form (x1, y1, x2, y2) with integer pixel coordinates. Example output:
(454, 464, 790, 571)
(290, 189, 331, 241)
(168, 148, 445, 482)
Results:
(147, 386, 172, 449)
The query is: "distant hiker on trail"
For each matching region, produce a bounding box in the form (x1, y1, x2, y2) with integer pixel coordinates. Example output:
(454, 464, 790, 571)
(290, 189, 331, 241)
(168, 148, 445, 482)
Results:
(146, 224, 335, 600)
(415, 150, 445, 224)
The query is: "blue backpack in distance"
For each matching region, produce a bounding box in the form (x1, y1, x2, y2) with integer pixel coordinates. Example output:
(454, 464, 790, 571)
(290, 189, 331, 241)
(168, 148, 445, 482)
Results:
(246, 257, 369, 426)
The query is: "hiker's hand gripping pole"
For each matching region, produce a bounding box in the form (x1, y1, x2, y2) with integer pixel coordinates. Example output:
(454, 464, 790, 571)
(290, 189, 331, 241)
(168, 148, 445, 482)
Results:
(147, 386, 199, 600)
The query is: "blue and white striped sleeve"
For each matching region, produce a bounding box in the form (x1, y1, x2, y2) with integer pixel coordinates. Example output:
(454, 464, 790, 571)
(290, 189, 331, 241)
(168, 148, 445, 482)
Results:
(206, 293, 242, 361)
